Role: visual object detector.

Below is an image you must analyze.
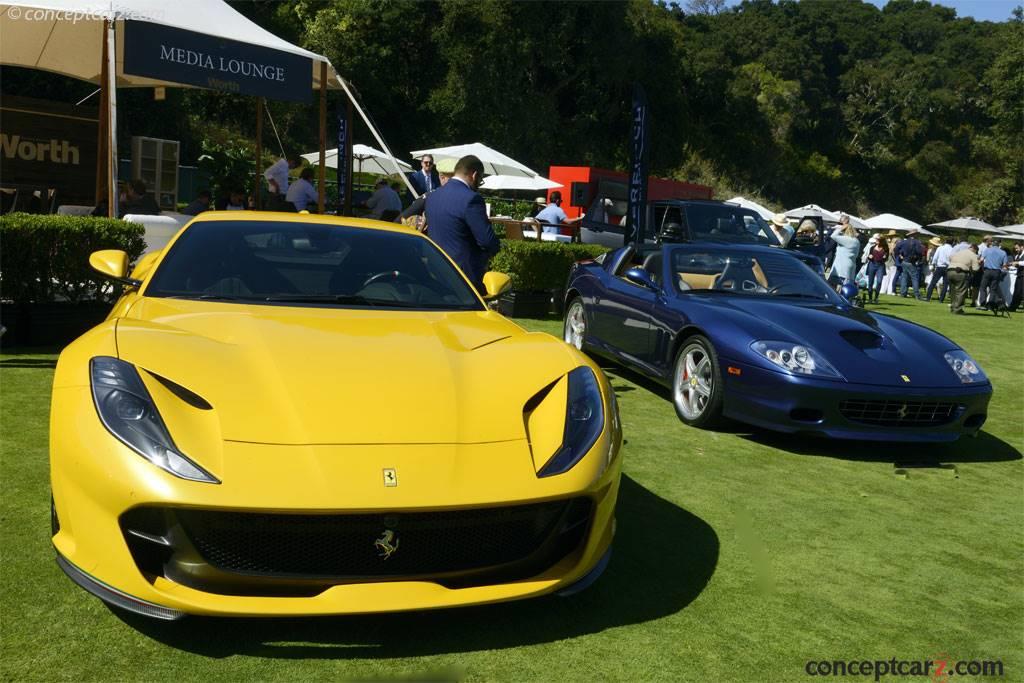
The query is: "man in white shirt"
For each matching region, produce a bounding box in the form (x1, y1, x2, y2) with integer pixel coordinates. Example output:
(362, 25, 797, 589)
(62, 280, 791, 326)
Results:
(286, 167, 319, 212)
(364, 179, 402, 221)
(264, 156, 301, 210)
(926, 237, 954, 302)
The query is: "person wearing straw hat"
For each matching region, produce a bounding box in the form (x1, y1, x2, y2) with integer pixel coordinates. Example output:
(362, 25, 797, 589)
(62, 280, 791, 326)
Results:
(769, 213, 794, 247)
(926, 236, 953, 302)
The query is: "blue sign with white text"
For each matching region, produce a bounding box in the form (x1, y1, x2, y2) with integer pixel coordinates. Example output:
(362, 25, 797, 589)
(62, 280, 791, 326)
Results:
(123, 21, 313, 103)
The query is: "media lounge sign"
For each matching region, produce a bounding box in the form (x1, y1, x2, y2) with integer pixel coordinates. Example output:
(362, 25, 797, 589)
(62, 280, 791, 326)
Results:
(123, 21, 313, 102)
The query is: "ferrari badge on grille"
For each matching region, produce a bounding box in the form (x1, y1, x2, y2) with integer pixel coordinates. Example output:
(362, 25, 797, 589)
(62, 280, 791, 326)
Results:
(374, 529, 399, 559)
(383, 468, 397, 487)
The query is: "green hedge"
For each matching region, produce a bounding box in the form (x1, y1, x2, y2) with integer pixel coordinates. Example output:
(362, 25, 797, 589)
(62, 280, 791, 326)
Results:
(0, 213, 146, 304)
(490, 240, 608, 291)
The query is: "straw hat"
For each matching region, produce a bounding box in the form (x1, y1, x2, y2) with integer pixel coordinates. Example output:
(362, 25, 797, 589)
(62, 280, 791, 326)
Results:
(884, 230, 899, 238)
(929, 236, 943, 247)
(435, 158, 457, 174)
(770, 213, 790, 229)
(535, 196, 548, 206)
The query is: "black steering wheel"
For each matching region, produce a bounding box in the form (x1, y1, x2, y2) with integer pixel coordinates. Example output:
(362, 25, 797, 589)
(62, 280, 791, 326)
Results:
(361, 270, 417, 288)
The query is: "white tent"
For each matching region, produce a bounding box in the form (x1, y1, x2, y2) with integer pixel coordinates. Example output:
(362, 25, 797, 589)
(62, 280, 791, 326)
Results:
(863, 213, 934, 235)
(725, 196, 774, 220)
(784, 204, 842, 223)
(302, 144, 412, 176)
(995, 224, 1024, 239)
(480, 175, 562, 192)
(0, 0, 416, 210)
(928, 217, 998, 234)
(0, 0, 341, 89)
(410, 143, 540, 178)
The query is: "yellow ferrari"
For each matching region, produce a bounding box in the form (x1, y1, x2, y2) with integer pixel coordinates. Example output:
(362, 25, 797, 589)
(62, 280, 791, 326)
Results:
(50, 212, 622, 619)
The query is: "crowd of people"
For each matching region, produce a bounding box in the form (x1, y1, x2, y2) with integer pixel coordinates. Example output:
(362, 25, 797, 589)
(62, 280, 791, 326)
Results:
(817, 218, 1023, 315)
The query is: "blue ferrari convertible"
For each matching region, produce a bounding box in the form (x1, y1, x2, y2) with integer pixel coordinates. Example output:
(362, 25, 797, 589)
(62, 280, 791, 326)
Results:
(562, 243, 991, 442)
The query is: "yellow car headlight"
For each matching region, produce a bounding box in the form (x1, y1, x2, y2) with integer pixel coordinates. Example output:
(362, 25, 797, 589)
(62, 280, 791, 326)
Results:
(90, 357, 219, 483)
(537, 366, 605, 477)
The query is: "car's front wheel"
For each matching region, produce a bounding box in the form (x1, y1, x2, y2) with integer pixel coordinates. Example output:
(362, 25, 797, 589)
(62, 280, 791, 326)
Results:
(563, 299, 587, 350)
(672, 335, 724, 428)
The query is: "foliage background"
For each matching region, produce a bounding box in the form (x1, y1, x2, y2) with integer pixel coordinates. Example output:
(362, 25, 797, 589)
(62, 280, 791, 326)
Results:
(1, 0, 1020, 223)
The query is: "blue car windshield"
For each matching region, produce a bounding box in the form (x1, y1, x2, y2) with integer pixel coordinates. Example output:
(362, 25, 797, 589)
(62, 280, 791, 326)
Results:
(683, 204, 781, 246)
(670, 248, 838, 301)
(144, 220, 484, 311)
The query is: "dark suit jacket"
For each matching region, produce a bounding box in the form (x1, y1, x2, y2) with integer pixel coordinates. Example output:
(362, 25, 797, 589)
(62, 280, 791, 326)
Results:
(424, 179, 500, 291)
(408, 169, 441, 196)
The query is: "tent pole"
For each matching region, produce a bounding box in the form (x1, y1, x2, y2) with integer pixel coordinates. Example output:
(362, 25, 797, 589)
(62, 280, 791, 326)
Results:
(255, 97, 263, 210)
(95, 22, 109, 206)
(345, 95, 353, 217)
(336, 78, 418, 199)
(318, 62, 327, 214)
(106, 20, 118, 218)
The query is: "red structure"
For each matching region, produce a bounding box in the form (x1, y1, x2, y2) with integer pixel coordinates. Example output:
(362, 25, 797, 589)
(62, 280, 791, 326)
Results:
(546, 166, 713, 219)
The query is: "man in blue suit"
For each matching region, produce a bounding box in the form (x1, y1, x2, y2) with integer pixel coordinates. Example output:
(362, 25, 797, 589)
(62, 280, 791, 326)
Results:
(424, 155, 500, 293)
(408, 154, 442, 196)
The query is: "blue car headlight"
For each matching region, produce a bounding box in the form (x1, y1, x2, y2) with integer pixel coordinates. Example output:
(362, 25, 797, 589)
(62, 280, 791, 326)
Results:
(90, 357, 218, 483)
(751, 341, 842, 379)
(538, 366, 605, 477)
(943, 350, 987, 384)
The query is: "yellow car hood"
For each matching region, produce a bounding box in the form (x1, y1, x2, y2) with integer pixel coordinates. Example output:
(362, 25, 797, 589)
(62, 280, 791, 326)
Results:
(118, 298, 576, 445)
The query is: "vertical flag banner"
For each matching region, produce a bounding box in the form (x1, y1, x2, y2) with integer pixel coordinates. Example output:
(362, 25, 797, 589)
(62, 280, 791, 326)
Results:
(625, 84, 650, 244)
(336, 110, 348, 214)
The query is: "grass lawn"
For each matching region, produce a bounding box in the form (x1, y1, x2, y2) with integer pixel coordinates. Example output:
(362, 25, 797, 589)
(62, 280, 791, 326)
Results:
(1, 296, 1021, 682)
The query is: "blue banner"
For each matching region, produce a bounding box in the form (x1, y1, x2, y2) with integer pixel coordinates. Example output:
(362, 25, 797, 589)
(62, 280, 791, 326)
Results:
(336, 110, 349, 214)
(625, 84, 650, 244)
(123, 21, 313, 103)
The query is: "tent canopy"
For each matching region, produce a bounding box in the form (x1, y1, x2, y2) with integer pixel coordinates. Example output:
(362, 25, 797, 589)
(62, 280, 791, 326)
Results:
(725, 196, 774, 221)
(0, 0, 342, 97)
(784, 204, 842, 223)
(996, 224, 1024, 238)
(862, 213, 935, 235)
(927, 217, 998, 233)
(480, 174, 562, 192)
(410, 143, 539, 178)
(301, 144, 412, 175)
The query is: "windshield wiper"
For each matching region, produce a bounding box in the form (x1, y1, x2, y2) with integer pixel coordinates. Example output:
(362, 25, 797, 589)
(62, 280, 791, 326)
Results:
(263, 294, 371, 305)
(165, 293, 254, 301)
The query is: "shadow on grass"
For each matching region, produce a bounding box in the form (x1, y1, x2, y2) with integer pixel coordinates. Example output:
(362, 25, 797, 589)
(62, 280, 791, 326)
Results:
(737, 429, 1021, 464)
(113, 475, 719, 658)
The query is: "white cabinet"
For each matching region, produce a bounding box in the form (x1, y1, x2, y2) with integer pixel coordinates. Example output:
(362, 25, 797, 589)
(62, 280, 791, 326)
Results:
(130, 136, 179, 210)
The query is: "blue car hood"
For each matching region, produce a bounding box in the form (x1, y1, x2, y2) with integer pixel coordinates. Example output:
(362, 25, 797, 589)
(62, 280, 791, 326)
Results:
(691, 295, 969, 388)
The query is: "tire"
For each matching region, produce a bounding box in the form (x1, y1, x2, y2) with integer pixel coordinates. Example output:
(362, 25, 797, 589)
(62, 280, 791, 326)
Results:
(563, 298, 587, 351)
(672, 334, 724, 428)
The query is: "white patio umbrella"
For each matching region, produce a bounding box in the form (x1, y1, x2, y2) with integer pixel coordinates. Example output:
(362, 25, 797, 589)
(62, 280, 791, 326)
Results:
(725, 196, 774, 221)
(927, 217, 997, 233)
(836, 212, 871, 231)
(410, 143, 540, 178)
(301, 144, 411, 176)
(864, 213, 935, 236)
(784, 204, 842, 223)
(480, 174, 562, 191)
(995, 224, 1024, 238)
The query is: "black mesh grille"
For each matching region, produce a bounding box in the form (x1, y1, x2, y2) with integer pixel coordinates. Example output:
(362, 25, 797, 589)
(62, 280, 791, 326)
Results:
(173, 499, 590, 580)
(839, 399, 960, 427)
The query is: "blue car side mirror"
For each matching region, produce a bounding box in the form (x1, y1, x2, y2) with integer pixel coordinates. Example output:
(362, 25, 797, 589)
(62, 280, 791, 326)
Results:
(624, 267, 659, 291)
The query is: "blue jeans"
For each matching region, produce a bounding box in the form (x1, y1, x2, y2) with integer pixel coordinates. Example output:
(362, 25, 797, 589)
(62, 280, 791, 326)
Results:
(866, 261, 886, 299)
(926, 266, 948, 301)
(900, 262, 922, 298)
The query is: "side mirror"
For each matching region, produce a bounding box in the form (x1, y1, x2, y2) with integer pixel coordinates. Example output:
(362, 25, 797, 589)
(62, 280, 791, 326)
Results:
(482, 271, 512, 300)
(624, 267, 659, 291)
(89, 249, 142, 288)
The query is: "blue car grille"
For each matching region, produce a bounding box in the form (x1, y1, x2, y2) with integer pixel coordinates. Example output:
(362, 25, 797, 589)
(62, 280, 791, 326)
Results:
(839, 399, 960, 427)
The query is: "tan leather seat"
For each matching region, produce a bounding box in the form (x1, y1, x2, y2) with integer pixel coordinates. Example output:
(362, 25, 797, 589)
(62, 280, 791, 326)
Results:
(678, 272, 720, 290)
(750, 259, 768, 288)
